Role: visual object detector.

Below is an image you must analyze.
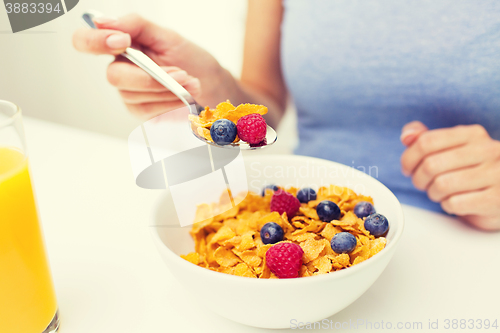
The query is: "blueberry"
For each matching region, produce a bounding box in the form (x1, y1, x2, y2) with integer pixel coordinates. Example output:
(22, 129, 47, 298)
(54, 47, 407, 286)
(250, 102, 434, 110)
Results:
(364, 213, 389, 237)
(296, 188, 317, 203)
(210, 119, 237, 145)
(261, 184, 279, 196)
(353, 201, 376, 218)
(260, 222, 284, 244)
(330, 232, 357, 254)
(316, 200, 341, 222)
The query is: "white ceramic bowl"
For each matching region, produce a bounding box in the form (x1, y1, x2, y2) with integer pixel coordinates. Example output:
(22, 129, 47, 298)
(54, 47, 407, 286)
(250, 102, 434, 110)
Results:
(151, 155, 404, 329)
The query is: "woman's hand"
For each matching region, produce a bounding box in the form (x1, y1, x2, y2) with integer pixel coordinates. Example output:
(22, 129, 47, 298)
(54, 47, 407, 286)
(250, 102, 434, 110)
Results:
(72, 5, 288, 127)
(72, 14, 229, 118)
(401, 121, 500, 231)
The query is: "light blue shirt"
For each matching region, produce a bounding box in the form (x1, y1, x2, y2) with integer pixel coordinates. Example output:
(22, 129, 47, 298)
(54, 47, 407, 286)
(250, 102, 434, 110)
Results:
(281, 0, 500, 211)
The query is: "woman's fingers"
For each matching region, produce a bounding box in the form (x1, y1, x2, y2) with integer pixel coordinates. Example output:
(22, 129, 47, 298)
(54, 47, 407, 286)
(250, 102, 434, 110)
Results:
(461, 214, 500, 232)
(73, 14, 182, 56)
(107, 61, 200, 92)
(410, 144, 486, 190)
(94, 14, 182, 53)
(119, 78, 201, 104)
(400, 121, 428, 146)
(426, 164, 495, 203)
(112, 62, 201, 116)
(72, 28, 131, 55)
(107, 62, 175, 91)
(441, 187, 500, 217)
(401, 124, 488, 176)
(106, 59, 201, 116)
(120, 90, 181, 104)
(125, 100, 188, 118)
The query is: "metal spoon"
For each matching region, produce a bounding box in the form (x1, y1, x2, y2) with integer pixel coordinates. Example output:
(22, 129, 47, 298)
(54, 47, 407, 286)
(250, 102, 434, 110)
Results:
(81, 11, 277, 150)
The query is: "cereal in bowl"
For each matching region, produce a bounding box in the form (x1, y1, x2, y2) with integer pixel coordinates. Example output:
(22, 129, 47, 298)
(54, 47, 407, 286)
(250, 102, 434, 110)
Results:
(180, 185, 388, 278)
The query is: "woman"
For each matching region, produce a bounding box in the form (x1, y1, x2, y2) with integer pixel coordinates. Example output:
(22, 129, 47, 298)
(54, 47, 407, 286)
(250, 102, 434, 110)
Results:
(73, 0, 500, 230)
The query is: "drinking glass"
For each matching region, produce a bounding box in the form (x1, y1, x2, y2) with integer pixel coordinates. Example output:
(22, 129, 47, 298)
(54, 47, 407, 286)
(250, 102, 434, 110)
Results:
(0, 100, 59, 333)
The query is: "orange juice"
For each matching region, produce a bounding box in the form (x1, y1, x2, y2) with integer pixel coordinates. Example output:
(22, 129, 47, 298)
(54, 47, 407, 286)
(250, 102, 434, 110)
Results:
(0, 147, 57, 332)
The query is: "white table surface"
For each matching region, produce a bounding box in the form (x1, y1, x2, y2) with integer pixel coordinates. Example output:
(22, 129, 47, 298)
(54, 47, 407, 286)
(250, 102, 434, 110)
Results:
(24, 117, 500, 333)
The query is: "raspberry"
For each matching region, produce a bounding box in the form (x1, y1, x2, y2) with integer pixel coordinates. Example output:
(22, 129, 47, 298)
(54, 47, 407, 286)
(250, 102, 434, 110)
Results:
(270, 189, 301, 217)
(265, 242, 304, 278)
(236, 113, 267, 144)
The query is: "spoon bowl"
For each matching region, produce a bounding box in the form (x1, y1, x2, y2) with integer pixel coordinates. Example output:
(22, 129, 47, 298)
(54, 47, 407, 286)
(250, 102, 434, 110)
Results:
(191, 123, 277, 150)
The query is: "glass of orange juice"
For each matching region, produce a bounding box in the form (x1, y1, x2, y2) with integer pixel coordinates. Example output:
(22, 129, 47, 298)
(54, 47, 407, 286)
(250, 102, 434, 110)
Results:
(0, 100, 59, 333)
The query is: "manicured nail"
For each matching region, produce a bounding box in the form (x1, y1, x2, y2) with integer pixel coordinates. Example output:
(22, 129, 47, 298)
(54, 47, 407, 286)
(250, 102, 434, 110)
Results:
(401, 127, 422, 146)
(402, 133, 420, 147)
(106, 34, 131, 49)
(400, 128, 417, 141)
(168, 70, 188, 82)
(93, 16, 118, 25)
(185, 78, 201, 90)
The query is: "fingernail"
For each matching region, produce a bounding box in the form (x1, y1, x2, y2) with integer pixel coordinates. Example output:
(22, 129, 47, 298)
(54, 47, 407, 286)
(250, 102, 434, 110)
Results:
(401, 133, 419, 147)
(185, 77, 200, 86)
(106, 34, 131, 49)
(168, 70, 188, 81)
(185, 78, 201, 90)
(400, 128, 420, 145)
(400, 128, 417, 141)
(94, 16, 118, 25)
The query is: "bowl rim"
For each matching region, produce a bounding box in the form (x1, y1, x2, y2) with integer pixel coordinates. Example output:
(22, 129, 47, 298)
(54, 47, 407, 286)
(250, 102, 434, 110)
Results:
(151, 154, 405, 284)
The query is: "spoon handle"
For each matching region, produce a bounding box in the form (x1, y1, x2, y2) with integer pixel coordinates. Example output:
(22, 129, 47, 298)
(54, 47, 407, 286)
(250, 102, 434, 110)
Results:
(81, 11, 200, 114)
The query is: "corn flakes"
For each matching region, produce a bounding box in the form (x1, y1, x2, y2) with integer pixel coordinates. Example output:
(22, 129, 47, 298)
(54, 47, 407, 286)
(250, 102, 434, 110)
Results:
(181, 185, 387, 278)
